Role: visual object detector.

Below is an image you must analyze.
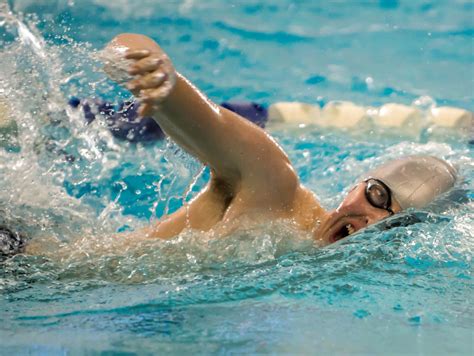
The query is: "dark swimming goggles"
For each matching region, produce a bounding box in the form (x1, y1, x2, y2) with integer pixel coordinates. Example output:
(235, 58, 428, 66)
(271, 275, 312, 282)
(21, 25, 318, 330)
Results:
(364, 178, 394, 215)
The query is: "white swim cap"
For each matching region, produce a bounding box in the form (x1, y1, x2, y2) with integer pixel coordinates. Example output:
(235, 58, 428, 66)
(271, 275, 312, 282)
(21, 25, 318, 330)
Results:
(364, 155, 457, 210)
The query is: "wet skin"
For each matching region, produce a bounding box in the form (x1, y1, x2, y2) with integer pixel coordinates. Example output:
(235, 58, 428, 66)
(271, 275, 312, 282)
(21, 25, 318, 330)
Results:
(105, 33, 401, 246)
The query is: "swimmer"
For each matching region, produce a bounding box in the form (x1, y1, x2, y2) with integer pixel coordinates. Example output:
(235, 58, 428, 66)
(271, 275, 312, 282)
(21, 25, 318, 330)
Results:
(0, 34, 458, 257)
(100, 33, 457, 246)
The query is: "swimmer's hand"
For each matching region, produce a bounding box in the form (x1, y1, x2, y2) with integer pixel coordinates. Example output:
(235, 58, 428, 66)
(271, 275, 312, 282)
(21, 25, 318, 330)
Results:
(125, 49, 176, 116)
(103, 33, 177, 117)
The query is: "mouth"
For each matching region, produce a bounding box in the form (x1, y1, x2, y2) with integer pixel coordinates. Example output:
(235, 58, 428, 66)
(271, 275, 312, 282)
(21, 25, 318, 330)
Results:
(330, 222, 356, 242)
(322, 215, 364, 244)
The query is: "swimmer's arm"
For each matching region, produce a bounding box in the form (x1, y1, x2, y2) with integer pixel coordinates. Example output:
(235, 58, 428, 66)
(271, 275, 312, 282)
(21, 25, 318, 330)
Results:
(126, 68, 301, 239)
(155, 74, 300, 209)
(110, 34, 300, 208)
(156, 73, 294, 174)
(130, 66, 299, 206)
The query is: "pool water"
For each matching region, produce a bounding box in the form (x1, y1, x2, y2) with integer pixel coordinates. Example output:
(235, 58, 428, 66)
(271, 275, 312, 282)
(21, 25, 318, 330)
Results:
(1, 1, 473, 354)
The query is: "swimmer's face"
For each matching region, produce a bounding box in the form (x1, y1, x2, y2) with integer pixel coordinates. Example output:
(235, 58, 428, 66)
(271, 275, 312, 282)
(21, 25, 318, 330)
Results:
(318, 180, 402, 245)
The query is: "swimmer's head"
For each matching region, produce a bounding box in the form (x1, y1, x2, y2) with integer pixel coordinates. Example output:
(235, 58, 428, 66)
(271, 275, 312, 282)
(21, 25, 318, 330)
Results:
(318, 155, 457, 244)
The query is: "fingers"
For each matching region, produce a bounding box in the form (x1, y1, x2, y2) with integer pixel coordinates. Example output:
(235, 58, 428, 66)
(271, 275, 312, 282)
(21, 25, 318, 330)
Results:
(124, 49, 150, 60)
(139, 82, 174, 104)
(127, 71, 167, 91)
(122, 50, 176, 112)
(128, 56, 164, 75)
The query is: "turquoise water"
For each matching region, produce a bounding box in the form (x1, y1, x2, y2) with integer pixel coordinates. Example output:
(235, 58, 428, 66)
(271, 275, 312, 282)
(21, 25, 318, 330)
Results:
(1, 1, 473, 354)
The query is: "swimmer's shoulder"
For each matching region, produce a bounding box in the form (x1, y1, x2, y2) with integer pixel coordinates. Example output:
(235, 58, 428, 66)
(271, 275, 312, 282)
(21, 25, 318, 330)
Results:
(290, 186, 326, 231)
